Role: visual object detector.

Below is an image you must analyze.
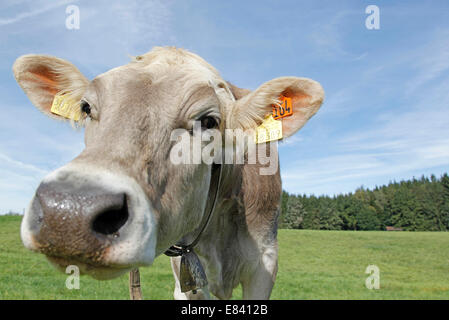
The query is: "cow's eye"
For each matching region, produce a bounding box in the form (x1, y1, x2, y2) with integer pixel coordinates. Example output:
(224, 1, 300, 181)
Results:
(200, 116, 218, 129)
(80, 101, 91, 115)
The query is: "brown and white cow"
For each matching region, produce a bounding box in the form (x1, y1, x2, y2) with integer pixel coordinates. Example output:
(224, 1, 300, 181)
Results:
(13, 47, 324, 299)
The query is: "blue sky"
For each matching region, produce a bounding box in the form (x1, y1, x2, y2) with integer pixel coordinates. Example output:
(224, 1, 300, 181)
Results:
(1, 0, 448, 213)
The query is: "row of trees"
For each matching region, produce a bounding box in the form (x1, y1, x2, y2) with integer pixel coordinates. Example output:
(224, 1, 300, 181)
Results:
(279, 173, 449, 231)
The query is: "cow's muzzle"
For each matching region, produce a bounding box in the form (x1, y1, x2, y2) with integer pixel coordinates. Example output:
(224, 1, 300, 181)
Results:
(21, 166, 157, 279)
(23, 180, 138, 278)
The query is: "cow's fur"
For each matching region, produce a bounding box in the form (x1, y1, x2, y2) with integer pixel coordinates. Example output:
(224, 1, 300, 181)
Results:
(13, 47, 324, 299)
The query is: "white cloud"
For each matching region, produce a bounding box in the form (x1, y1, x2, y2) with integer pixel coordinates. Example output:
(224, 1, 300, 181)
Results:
(307, 9, 363, 60)
(0, 153, 48, 175)
(279, 135, 303, 147)
(0, 0, 73, 26)
(0, 152, 49, 214)
(0, 0, 175, 72)
(405, 29, 449, 93)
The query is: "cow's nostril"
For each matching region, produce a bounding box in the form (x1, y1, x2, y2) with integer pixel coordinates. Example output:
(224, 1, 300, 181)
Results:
(92, 196, 129, 236)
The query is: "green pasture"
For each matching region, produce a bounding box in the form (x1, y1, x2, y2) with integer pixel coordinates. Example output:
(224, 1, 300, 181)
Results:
(1, 215, 448, 299)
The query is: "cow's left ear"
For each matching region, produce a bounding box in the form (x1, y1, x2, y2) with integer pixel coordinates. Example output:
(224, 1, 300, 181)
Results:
(227, 77, 324, 138)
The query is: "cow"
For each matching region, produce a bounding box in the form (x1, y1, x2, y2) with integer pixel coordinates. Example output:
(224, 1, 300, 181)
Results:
(13, 47, 324, 300)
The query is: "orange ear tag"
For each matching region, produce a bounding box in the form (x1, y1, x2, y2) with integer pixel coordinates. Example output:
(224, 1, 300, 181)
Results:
(272, 96, 293, 120)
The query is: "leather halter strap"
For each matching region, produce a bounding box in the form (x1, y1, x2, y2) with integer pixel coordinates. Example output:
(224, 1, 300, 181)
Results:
(164, 163, 223, 257)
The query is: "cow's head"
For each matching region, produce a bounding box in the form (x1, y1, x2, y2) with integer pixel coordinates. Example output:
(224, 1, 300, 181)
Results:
(13, 47, 324, 279)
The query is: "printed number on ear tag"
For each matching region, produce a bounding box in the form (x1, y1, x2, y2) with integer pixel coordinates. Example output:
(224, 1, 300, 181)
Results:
(272, 96, 292, 120)
(51, 94, 80, 121)
(255, 115, 283, 144)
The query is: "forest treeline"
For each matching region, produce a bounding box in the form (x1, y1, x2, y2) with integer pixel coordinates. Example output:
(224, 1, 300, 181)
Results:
(279, 173, 449, 231)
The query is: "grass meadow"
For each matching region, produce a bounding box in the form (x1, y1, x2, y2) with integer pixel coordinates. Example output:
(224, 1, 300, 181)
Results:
(1, 215, 448, 299)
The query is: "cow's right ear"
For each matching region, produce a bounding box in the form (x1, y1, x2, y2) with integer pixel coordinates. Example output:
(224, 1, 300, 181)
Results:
(12, 54, 89, 120)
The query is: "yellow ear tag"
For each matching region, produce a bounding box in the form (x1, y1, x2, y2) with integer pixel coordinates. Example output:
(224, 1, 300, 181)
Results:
(50, 94, 80, 121)
(254, 115, 283, 144)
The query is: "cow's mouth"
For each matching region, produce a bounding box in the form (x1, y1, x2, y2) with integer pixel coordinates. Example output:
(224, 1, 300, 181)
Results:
(46, 255, 132, 280)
